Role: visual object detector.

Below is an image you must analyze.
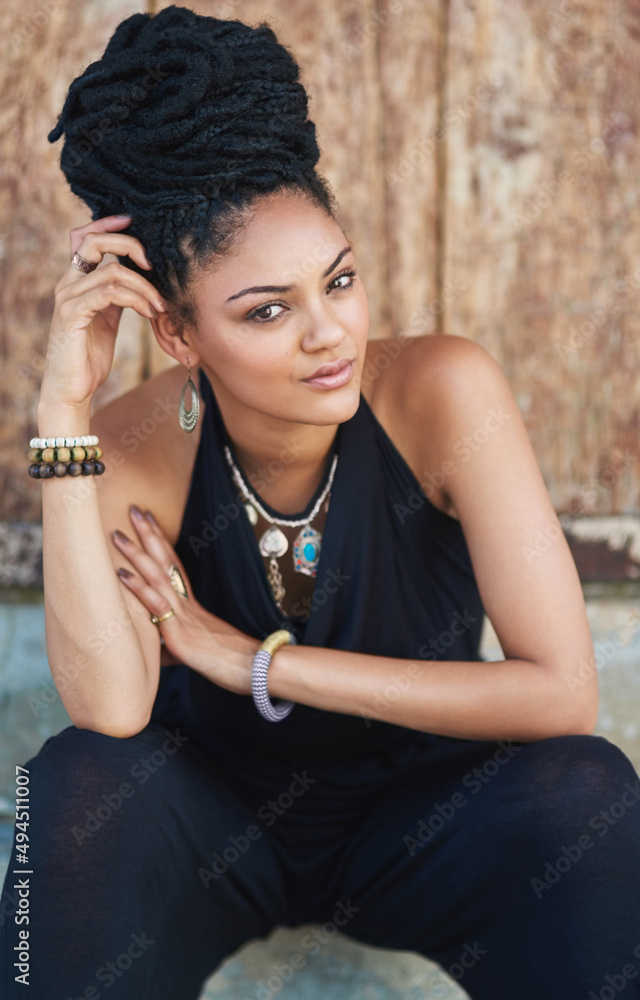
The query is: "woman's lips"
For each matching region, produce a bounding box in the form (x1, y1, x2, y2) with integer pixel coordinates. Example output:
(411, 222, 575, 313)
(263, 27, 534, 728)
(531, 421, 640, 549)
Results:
(302, 360, 354, 389)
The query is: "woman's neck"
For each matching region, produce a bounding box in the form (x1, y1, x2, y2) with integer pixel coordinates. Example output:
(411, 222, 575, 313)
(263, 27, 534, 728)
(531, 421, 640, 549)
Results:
(206, 368, 340, 515)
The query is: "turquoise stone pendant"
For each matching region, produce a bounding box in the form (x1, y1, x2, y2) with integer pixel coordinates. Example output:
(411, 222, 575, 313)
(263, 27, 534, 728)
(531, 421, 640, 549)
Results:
(293, 525, 322, 577)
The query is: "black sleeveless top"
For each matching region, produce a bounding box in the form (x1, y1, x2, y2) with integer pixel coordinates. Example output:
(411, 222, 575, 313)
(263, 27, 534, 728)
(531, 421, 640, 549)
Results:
(150, 366, 486, 765)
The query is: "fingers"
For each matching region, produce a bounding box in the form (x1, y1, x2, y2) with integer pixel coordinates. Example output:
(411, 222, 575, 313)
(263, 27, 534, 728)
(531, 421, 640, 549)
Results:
(75, 230, 152, 272)
(69, 214, 135, 256)
(64, 214, 159, 296)
(116, 565, 175, 622)
(111, 505, 193, 601)
(58, 259, 167, 321)
(64, 232, 150, 289)
(60, 213, 169, 319)
(69, 269, 165, 321)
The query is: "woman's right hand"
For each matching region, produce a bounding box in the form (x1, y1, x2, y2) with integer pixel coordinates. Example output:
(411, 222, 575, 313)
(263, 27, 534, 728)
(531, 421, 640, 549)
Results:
(39, 214, 168, 410)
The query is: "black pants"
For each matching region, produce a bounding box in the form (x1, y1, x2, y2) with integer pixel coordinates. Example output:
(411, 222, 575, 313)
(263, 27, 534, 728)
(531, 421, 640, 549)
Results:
(1, 722, 640, 1000)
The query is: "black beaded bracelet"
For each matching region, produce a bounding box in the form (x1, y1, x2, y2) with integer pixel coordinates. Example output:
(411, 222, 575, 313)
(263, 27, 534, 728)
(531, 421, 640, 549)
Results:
(28, 459, 106, 479)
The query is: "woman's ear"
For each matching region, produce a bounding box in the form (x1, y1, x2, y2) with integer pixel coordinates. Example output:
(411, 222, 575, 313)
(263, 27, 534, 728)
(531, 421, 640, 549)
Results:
(149, 310, 200, 368)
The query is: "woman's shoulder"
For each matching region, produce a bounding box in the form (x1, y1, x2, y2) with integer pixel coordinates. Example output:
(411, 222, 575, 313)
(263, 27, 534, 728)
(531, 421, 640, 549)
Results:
(364, 334, 495, 520)
(90, 363, 203, 545)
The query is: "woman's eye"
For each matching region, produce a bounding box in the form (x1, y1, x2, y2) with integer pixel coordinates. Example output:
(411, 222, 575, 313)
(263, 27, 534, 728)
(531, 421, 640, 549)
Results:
(249, 303, 285, 323)
(246, 267, 357, 324)
(330, 268, 358, 290)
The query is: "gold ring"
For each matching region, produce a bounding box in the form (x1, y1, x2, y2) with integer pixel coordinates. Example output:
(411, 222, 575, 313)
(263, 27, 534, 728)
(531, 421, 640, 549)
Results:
(150, 608, 175, 625)
(168, 565, 188, 599)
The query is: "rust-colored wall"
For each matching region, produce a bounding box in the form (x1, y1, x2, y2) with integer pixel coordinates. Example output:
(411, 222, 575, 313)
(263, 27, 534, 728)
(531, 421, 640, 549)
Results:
(2, 0, 638, 527)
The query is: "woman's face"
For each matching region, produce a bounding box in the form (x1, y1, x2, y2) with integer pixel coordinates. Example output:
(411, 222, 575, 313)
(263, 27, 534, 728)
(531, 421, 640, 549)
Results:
(184, 189, 370, 427)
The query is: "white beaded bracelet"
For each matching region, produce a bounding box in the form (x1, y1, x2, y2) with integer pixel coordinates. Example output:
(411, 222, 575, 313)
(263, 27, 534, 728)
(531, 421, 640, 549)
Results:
(30, 435, 99, 449)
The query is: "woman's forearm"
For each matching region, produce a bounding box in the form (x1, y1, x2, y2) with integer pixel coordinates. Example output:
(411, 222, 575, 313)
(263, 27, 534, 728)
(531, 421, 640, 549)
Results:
(266, 643, 599, 742)
(36, 399, 155, 737)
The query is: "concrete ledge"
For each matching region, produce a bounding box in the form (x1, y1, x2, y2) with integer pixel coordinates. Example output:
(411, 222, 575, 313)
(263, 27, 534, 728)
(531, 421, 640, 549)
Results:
(198, 926, 469, 999)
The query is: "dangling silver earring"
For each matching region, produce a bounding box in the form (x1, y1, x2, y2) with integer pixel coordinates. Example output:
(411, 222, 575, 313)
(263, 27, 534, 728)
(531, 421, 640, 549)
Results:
(179, 357, 200, 433)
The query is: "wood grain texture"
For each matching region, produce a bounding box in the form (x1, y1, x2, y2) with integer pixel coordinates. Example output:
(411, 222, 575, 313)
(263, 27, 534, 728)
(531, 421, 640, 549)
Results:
(377, 0, 441, 339)
(444, 0, 640, 514)
(0, 0, 145, 522)
(2, 0, 638, 533)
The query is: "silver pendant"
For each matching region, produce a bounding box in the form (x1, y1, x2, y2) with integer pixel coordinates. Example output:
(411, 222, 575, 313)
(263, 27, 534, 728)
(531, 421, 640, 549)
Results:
(259, 526, 289, 558)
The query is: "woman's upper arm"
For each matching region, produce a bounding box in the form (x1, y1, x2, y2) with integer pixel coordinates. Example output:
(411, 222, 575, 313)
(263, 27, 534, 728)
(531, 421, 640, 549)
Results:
(90, 413, 163, 691)
(415, 334, 598, 729)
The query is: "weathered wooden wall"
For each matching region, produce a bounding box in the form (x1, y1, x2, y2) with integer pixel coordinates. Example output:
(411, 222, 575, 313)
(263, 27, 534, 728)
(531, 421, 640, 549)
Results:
(0, 0, 147, 525)
(444, 0, 640, 523)
(1, 0, 638, 540)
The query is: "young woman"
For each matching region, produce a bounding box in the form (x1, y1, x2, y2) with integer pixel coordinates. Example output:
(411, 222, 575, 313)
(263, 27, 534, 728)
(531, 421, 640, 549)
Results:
(2, 6, 639, 998)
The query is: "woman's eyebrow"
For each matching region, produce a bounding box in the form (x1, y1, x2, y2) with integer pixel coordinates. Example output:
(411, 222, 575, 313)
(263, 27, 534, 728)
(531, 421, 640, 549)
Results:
(225, 245, 353, 302)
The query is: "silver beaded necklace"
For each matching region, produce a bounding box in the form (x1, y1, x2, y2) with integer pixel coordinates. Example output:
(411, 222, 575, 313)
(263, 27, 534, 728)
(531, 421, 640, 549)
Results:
(223, 444, 338, 611)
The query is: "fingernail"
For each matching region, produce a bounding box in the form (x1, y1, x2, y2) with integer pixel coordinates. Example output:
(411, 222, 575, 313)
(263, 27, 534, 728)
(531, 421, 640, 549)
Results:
(113, 529, 130, 544)
(115, 213, 131, 218)
(117, 567, 132, 579)
(145, 510, 158, 527)
(131, 505, 144, 520)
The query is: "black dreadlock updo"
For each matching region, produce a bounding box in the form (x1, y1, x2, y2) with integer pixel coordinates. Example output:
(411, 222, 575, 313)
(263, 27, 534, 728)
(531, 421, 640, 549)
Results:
(47, 4, 338, 327)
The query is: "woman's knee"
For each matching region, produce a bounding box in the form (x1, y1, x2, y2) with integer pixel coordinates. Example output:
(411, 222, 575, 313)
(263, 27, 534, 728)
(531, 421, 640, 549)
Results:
(20, 722, 195, 845)
(507, 733, 640, 855)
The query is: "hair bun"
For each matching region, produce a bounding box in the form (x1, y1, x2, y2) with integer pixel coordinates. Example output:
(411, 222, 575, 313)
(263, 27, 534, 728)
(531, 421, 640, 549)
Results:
(47, 4, 321, 219)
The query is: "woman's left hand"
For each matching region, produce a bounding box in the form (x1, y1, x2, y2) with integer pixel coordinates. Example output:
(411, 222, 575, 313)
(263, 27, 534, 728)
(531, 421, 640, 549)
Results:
(112, 505, 259, 696)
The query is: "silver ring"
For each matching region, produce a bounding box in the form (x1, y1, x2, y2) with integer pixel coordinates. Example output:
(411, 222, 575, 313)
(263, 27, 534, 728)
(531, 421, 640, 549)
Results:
(71, 251, 99, 274)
